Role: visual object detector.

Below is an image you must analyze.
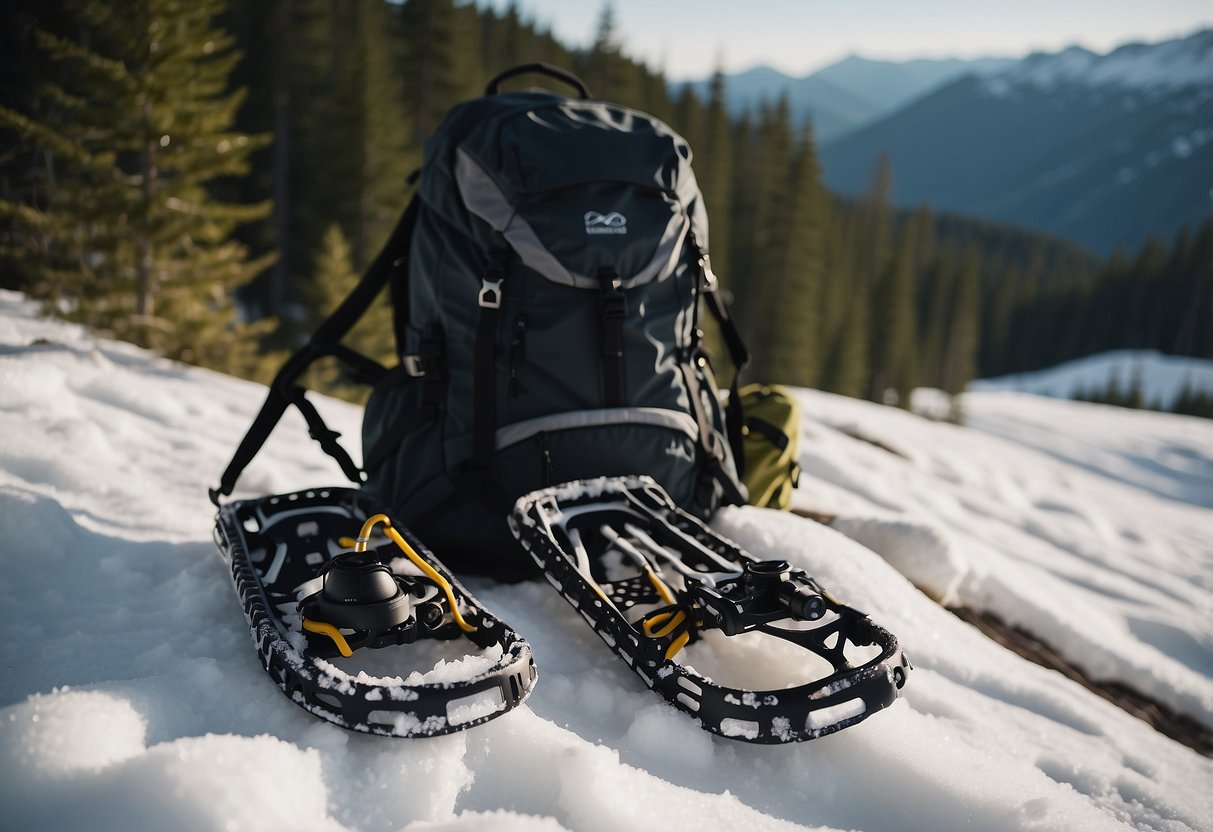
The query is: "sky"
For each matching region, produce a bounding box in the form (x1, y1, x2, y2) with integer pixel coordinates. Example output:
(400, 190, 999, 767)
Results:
(481, 0, 1213, 80)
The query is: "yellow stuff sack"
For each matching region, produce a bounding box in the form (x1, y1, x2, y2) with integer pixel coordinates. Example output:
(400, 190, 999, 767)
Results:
(739, 384, 802, 510)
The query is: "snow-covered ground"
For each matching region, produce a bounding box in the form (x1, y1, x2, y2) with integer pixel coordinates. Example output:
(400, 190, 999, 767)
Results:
(972, 349, 1213, 411)
(1, 290, 1211, 832)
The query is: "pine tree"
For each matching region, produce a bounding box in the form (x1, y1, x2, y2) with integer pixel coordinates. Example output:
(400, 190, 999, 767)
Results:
(869, 219, 918, 404)
(0, 1, 73, 291)
(755, 124, 827, 386)
(219, 0, 290, 318)
(939, 249, 981, 394)
(349, 0, 416, 269)
(1172, 219, 1213, 357)
(851, 154, 894, 397)
(0, 0, 274, 375)
(728, 98, 793, 347)
(582, 2, 639, 105)
(397, 0, 464, 144)
(698, 69, 733, 282)
(722, 114, 758, 330)
(856, 155, 893, 292)
(981, 262, 1019, 376)
(239, 0, 414, 348)
(820, 209, 869, 398)
(672, 83, 703, 152)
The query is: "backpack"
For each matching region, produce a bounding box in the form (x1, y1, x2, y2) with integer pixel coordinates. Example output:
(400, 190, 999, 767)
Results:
(211, 64, 753, 575)
(736, 384, 802, 510)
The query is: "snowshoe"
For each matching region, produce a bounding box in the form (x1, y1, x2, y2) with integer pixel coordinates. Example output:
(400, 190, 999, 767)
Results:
(510, 476, 910, 743)
(213, 487, 536, 737)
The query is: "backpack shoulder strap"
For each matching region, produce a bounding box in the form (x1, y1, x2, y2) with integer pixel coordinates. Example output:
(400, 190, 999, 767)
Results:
(699, 254, 751, 478)
(209, 196, 420, 505)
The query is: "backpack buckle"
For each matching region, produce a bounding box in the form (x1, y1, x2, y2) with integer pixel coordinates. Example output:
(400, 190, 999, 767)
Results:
(478, 277, 503, 309)
(601, 292, 626, 320)
(597, 267, 626, 320)
(402, 355, 428, 377)
(699, 253, 719, 292)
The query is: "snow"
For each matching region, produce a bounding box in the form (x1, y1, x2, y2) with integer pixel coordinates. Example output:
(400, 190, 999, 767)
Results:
(971, 350, 1213, 411)
(1, 289, 1211, 831)
(794, 387, 1213, 720)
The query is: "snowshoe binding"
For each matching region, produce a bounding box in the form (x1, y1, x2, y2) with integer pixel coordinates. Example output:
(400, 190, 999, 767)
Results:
(214, 487, 536, 737)
(510, 476, 910, 743)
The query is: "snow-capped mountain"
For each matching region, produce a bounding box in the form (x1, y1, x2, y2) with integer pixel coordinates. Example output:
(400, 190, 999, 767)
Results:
(819, 29, 1213, 254)
(989, 32, 1213, 93)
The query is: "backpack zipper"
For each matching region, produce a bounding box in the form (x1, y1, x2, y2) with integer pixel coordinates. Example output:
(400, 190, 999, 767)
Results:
(598, 266, 626, 407)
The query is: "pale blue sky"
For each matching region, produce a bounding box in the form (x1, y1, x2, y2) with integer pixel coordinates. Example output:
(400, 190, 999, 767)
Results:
(480, 0, 1213, 80)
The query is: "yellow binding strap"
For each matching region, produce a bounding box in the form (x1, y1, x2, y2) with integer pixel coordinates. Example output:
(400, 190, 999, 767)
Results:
(665, 631, 691, 660)
(640, 609, 694, 659)
(302, 618, 354, 658)
(642, 609, 687, 639)
(356, 513, 477, 633)
(645, 569, 677, 606)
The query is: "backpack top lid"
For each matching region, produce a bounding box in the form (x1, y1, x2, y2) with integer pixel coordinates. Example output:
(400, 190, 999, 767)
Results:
(417, 87, 711, 292)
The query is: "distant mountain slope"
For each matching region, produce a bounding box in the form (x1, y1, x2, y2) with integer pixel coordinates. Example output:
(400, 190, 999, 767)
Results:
(812, 54, 1016, 116)
(819, 29, 1213, 253)
(674, 55, 1013, 141)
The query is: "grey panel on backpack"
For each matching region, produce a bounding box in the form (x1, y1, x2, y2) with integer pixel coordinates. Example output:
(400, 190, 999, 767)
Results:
(455, 148, 690, 291)
(495, 407, 699, 450)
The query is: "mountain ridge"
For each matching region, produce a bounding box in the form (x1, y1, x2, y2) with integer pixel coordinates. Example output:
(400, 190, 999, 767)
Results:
(673, 54, 1015, 141)
(817, 28, 1213, 253)
(991, 28, 1213, 93)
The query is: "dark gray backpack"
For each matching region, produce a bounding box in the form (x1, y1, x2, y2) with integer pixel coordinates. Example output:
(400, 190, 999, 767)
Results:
(213, 64, 750, 576)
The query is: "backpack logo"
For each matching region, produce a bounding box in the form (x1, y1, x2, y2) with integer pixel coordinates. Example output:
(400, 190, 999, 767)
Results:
(665, 439, 694, 463)
(584, 211, 627, 235)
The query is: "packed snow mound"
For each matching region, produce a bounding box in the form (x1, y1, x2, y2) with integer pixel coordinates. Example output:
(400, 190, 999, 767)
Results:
(1, 290, 1211, 832)
(829, 512, 967, 605)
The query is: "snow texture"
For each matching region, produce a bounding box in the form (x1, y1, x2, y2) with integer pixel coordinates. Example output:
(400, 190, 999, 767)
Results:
(971, 349, 1213, 411)
(1, 290, 1211, 831)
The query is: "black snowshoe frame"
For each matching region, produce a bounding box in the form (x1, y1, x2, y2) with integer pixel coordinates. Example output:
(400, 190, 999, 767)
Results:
(510, 476, 910, 743)
(214, 487, 535, 737)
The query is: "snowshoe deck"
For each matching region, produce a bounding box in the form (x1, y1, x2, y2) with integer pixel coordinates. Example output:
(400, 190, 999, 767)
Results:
(510, 476, 910, 743)
(214, 487, 535, 737)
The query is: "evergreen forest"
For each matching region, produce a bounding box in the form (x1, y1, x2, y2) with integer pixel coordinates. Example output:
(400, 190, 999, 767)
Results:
(2, 0, 1210, 414)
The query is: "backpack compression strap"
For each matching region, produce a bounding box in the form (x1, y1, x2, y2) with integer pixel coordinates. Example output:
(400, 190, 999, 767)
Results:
(209, 197, 420, 506)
